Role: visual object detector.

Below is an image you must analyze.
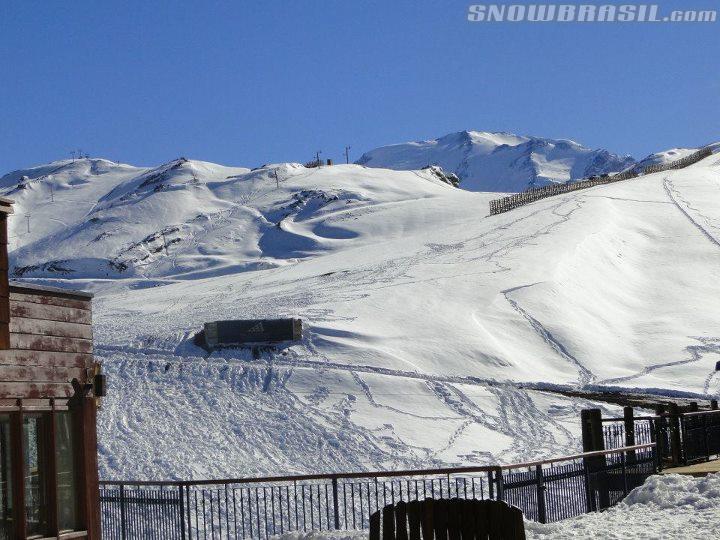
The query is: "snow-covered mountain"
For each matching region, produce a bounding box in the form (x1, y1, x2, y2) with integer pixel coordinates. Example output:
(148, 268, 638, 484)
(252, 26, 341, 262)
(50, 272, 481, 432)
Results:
(356, 130, 636, 192)
(2, 158, 457, 279)
(4, 146, 719, 481)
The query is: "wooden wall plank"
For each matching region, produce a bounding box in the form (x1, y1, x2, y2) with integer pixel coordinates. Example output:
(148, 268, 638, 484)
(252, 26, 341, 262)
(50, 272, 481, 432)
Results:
(0, 365, 88, 383)
(0, 214, 8, 350)
(0, 350, 92, 368)
(10, 333, 93, 354)
(0, 382, 74, 398)
(9, 291, 91, 311)
(9, 300, 92, 324)
(10, 317, 93, 340)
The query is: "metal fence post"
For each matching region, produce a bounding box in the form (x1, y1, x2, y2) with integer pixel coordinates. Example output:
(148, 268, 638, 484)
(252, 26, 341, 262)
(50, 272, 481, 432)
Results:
(179, 484, 186, 540)
(624, 407, 636, 462)
(535, 465, 547, 524)
(495, 467, 504, 502)
(119, 484, 127, 540)
(668, 402, 682, 466)
(583, 459, 595, 512)
(331, 477, 341, 530)
(621, 452, 628, 496)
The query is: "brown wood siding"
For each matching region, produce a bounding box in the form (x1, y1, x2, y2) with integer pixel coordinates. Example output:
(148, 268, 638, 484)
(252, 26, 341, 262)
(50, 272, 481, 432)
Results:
(0, 214, 8, 349)
(1, 286, 94, 399)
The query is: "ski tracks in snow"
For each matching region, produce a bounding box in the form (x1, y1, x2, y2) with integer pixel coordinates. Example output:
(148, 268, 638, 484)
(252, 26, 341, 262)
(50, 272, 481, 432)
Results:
(502, 284, 595, 387)
(663, 177, 720, 249)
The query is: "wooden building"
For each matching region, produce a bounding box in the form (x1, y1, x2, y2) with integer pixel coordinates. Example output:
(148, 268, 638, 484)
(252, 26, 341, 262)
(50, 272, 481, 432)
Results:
(0, 196, 102, 539)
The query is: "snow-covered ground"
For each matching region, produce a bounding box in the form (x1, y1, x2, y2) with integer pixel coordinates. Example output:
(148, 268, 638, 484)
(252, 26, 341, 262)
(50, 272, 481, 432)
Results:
(356, 130, 635, 192)
(269, 474, 720, 539)
(526, 473, 720, 539)
(4, 146, 720, 481)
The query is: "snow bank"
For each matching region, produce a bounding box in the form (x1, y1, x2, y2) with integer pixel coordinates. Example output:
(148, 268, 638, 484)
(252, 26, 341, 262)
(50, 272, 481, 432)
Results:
(271, 533, 366, 540)
(527, 473, 720, 539)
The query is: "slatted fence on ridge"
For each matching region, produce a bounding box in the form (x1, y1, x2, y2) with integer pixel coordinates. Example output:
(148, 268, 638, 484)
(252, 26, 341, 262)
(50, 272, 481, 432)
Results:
(489, 146, 714, 215)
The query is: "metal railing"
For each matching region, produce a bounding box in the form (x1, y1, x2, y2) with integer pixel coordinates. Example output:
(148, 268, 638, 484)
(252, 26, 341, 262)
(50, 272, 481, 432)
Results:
(601, 416, 656, 451)
(680, 409, 720, 464)
(100, 444, 656, 538)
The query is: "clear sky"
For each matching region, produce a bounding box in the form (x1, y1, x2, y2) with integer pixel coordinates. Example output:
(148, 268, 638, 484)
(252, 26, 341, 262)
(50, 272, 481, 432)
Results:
(0, 0, 717, 173)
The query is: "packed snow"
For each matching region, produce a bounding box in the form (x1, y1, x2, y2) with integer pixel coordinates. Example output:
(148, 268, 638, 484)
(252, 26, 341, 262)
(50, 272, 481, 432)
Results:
(356, 130, 635, 192)
(4, 145, 719, 481)
(526, 473, 720, 539)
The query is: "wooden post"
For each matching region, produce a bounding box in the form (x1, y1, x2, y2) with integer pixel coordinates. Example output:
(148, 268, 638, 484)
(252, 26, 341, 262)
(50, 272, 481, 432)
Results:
(711, 400, 718, 410)
(535, 464, 547, 524)
(0, 200, 12, 350)
(668, 402, 682, 466)
(581, 409, 609, 509)
(71, 385, 102, 540)
(689, 401, 699, 413)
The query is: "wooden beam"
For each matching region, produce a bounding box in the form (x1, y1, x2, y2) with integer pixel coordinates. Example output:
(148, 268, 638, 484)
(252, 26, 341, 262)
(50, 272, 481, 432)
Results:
(10, 409, 27, 539)
(8, 291, 91, 311)
(0, 350, 92, 368)
(9, 318, 93, 340)
(0, 214, 8, 350)
(9, 301, 92, 325)
(0, 382, 74, 399)
(10, 333, 93, 354)
(71, 392, 101, 540)
(0, 365, 88, 383)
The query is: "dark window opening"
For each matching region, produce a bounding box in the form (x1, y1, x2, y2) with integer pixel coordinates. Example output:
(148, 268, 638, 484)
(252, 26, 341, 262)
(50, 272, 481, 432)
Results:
(55, 411, 78, 532)
(23, 415, 48, 538)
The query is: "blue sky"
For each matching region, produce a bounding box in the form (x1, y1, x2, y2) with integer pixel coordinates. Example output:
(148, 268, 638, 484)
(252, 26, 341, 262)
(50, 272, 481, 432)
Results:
(0, 1, 717, 172)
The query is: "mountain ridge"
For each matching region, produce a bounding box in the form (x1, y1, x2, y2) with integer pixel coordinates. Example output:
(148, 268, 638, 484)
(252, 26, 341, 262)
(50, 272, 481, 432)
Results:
(357, 130, 637, 192)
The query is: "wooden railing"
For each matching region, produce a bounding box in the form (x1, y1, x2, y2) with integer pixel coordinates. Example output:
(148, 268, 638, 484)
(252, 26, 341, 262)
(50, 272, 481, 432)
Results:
(489, 146, 714, 215)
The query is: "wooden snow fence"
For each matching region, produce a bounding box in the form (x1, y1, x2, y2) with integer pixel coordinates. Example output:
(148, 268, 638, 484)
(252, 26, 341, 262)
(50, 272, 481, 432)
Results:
(489, 146, 714, 216)
(369, 498, 526, 540)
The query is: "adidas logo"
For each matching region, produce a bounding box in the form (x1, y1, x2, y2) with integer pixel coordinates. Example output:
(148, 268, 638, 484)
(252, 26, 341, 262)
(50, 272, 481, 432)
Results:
(248, 322, 264, 333)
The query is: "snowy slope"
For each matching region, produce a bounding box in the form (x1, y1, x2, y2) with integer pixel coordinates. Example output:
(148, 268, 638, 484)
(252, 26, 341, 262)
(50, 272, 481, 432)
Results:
(356, 131, 636, 192)
(6, 148, 720, 481)
(3, 159, 453, 279)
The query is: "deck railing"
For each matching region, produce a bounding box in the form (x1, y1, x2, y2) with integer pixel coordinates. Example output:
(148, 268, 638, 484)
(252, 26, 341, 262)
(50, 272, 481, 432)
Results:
(600, 405, 720, 467)
(99, 443, 656, 539)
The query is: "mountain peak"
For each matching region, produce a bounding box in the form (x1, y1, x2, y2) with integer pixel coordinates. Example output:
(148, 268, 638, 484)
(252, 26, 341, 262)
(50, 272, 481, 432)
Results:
(356, 130, 635, 192)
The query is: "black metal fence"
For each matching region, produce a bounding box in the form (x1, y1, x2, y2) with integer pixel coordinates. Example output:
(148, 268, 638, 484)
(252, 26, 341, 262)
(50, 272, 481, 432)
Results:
(100, 444, 656, 539)
(680, 410, 720, 464)
(502, 444, 656, 524)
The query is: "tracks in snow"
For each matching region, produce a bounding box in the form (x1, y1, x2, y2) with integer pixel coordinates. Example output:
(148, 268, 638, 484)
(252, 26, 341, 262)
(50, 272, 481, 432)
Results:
(502, 284, 595, 388)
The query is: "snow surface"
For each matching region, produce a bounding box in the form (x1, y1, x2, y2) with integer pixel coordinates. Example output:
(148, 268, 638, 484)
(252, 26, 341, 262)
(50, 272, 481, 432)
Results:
(4, 148, 720, 481)
(268, 474, 720, 539)
(526, 473, 720, 539)
(356, 131, 635, 192)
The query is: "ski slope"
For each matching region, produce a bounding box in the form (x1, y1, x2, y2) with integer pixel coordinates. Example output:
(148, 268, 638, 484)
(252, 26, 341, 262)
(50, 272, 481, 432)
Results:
(4, 148, 720, 480)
